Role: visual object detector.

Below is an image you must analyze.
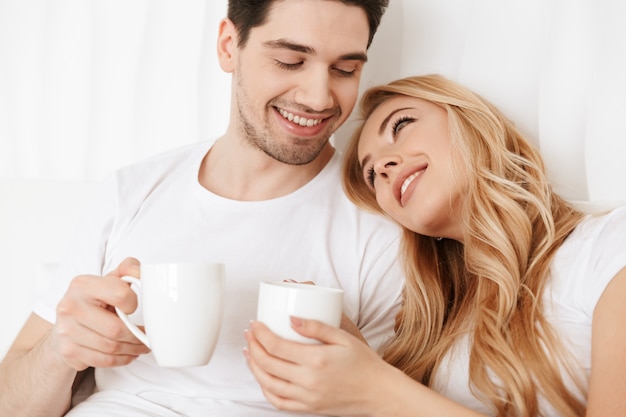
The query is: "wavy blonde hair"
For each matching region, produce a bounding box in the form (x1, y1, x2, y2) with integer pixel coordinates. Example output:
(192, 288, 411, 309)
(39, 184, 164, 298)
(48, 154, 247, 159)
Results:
(343, 74, 587, 416)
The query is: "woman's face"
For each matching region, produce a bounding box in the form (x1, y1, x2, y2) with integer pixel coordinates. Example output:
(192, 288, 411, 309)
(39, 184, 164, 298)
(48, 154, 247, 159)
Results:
(357, 95, 467, 241)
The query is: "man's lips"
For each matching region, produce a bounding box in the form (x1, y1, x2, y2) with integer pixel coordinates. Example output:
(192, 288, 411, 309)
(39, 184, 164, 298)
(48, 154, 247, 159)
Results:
(277, 108, 324, 127)
(272, 106, 337, 138)
(394, 164, 427, 206)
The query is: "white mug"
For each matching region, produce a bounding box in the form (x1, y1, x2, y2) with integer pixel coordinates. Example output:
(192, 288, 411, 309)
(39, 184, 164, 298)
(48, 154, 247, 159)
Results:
(115, 262, 225, 367)
(257, 281, 344, 344)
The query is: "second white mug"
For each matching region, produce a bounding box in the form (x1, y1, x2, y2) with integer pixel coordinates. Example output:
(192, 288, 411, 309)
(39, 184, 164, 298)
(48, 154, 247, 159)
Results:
(257, 281, 344, 344)
(116, 262, 225, 367)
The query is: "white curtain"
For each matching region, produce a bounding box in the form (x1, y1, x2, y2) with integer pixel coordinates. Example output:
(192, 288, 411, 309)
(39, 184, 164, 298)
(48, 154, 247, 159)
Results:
(0, 0, 229, 181)
(1, 0, 625, 202)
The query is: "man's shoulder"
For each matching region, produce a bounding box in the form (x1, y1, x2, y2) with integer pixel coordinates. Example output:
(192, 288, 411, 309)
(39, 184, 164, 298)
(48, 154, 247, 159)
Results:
(101, 140, 212, 206)
(118, 140, 211, 177)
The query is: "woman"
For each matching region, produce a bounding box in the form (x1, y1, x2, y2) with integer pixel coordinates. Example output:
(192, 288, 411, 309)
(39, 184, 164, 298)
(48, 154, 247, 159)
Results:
(244, 74, 626, 417)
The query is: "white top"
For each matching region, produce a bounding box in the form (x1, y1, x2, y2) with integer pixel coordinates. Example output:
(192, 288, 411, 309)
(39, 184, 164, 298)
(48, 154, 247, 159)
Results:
(431, 206, 626, 415)
(34, 140, 404, 417)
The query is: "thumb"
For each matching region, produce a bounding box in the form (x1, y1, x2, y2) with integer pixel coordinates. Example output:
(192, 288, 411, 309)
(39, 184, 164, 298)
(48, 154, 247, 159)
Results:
(101, 257, 141, 316)
(290, 317, 347, 345)
(107, 257, 141, 280)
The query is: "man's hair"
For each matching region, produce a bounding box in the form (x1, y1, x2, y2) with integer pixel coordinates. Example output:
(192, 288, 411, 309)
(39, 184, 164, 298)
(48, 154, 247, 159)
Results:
(227, 0, 389, 48)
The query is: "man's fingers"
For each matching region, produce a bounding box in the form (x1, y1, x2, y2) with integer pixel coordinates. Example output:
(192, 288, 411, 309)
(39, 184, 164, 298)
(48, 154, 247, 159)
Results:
(54, 310, 147, 370)
(57, 292, 147, 348)
(66, 273, 140, 316)
(106, 256, 141, 280)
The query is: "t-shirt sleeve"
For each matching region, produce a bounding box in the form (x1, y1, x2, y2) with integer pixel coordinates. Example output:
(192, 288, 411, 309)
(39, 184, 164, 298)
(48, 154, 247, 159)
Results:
(580, 206, 626, 317)
(32, 175, 119, 323)
(356, 234, 404, 352)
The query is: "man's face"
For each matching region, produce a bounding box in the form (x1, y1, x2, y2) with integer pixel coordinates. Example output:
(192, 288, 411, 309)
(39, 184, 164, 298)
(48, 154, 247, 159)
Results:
(225, 0, 370, 165)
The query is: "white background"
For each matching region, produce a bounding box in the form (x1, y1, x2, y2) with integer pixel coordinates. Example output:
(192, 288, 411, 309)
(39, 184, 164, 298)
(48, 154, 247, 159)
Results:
(1, 0, 626, 356)
(1, 0, 625, 201)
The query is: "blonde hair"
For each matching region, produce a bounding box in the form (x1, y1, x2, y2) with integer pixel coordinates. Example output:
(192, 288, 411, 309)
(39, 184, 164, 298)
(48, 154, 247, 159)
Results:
(343, 74, 587, 416)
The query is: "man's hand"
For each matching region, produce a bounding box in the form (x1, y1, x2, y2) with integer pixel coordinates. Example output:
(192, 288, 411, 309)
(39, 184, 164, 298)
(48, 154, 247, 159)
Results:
(50, 257, 150, 371)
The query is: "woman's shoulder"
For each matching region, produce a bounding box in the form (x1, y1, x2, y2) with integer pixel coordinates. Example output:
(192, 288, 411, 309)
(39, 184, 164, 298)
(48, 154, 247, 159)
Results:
(577, 205, 626, 234)
(549, 205, 626, 315)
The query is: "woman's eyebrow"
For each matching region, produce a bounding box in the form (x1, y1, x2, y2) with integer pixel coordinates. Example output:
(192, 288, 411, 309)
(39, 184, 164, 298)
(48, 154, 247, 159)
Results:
(358, 107, 414, 169)
(360, 154, 371, 170)
(379, 107, 412, 135)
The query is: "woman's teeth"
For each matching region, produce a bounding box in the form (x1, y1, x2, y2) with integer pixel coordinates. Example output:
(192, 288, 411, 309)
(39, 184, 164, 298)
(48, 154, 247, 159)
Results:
(401, 171, 421, 196)
(278, 108, 322, 127)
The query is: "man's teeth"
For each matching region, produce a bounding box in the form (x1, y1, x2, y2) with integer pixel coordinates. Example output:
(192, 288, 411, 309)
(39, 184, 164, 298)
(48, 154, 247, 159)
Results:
(401, 171, 421, 196)
(278, 109, 322, 127)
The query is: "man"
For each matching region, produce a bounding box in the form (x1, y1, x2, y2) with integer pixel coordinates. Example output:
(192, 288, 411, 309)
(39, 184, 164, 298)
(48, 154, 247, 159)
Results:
(0, 0, 401, 415)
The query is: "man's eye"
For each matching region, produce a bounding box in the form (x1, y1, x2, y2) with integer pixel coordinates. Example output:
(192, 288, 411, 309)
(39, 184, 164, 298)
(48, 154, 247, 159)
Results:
(333, 63, 361, 77)
(275, 60, 302, 70)
(333, 67, 357, 77)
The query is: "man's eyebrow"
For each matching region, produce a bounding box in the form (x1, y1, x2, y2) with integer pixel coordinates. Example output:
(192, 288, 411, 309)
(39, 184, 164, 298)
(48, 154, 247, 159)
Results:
(264, 39, 314, 54)
(340, 52, 368, 63)
(263, 39, 368, 63)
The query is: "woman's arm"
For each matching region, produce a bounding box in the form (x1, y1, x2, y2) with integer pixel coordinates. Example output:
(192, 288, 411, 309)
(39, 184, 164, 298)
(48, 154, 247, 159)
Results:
(244, 317, 484, 417)
(587, 266, 626, 416)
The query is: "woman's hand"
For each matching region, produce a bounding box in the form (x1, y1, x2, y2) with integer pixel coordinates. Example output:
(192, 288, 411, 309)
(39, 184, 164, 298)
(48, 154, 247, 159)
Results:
(281, 279, 366, 343)
(244, 317, 389, 416)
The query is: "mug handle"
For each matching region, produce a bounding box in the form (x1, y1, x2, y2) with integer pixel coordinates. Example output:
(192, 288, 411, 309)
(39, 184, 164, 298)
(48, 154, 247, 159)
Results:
(114, 275, 151, 348)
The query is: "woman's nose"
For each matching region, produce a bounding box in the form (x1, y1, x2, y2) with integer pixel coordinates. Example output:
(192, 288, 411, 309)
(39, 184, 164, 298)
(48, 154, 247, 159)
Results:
(374, 156, 400, 179)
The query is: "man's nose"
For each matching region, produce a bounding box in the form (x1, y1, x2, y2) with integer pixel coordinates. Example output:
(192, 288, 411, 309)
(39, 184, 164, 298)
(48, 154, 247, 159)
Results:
(294, 69, 334, 111)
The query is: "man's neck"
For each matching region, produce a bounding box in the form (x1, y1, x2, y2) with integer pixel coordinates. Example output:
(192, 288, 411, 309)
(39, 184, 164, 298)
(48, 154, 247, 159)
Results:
(198, 136, 335, 201)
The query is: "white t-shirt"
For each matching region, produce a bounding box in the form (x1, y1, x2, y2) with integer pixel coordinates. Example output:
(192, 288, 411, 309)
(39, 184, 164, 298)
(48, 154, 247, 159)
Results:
(431, 206, 626, 416)
(34, 141, 404, 417)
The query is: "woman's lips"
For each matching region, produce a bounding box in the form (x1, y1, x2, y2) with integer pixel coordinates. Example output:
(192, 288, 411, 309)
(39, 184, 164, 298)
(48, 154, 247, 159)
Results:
(401, 171, 421, 196)
(395, 165, 427, 206)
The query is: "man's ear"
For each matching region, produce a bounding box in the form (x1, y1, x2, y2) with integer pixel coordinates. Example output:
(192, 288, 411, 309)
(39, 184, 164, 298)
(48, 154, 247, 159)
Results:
(217, 18, 237, 73)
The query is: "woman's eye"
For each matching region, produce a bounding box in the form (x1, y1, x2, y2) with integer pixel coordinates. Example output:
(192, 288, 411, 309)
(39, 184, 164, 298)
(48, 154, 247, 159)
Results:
(391, 116, 415, 136)
(366, 166, 376, 188)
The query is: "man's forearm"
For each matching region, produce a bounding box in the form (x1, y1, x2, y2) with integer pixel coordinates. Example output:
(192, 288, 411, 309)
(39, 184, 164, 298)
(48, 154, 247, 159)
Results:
(0, 333, 77, 417)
